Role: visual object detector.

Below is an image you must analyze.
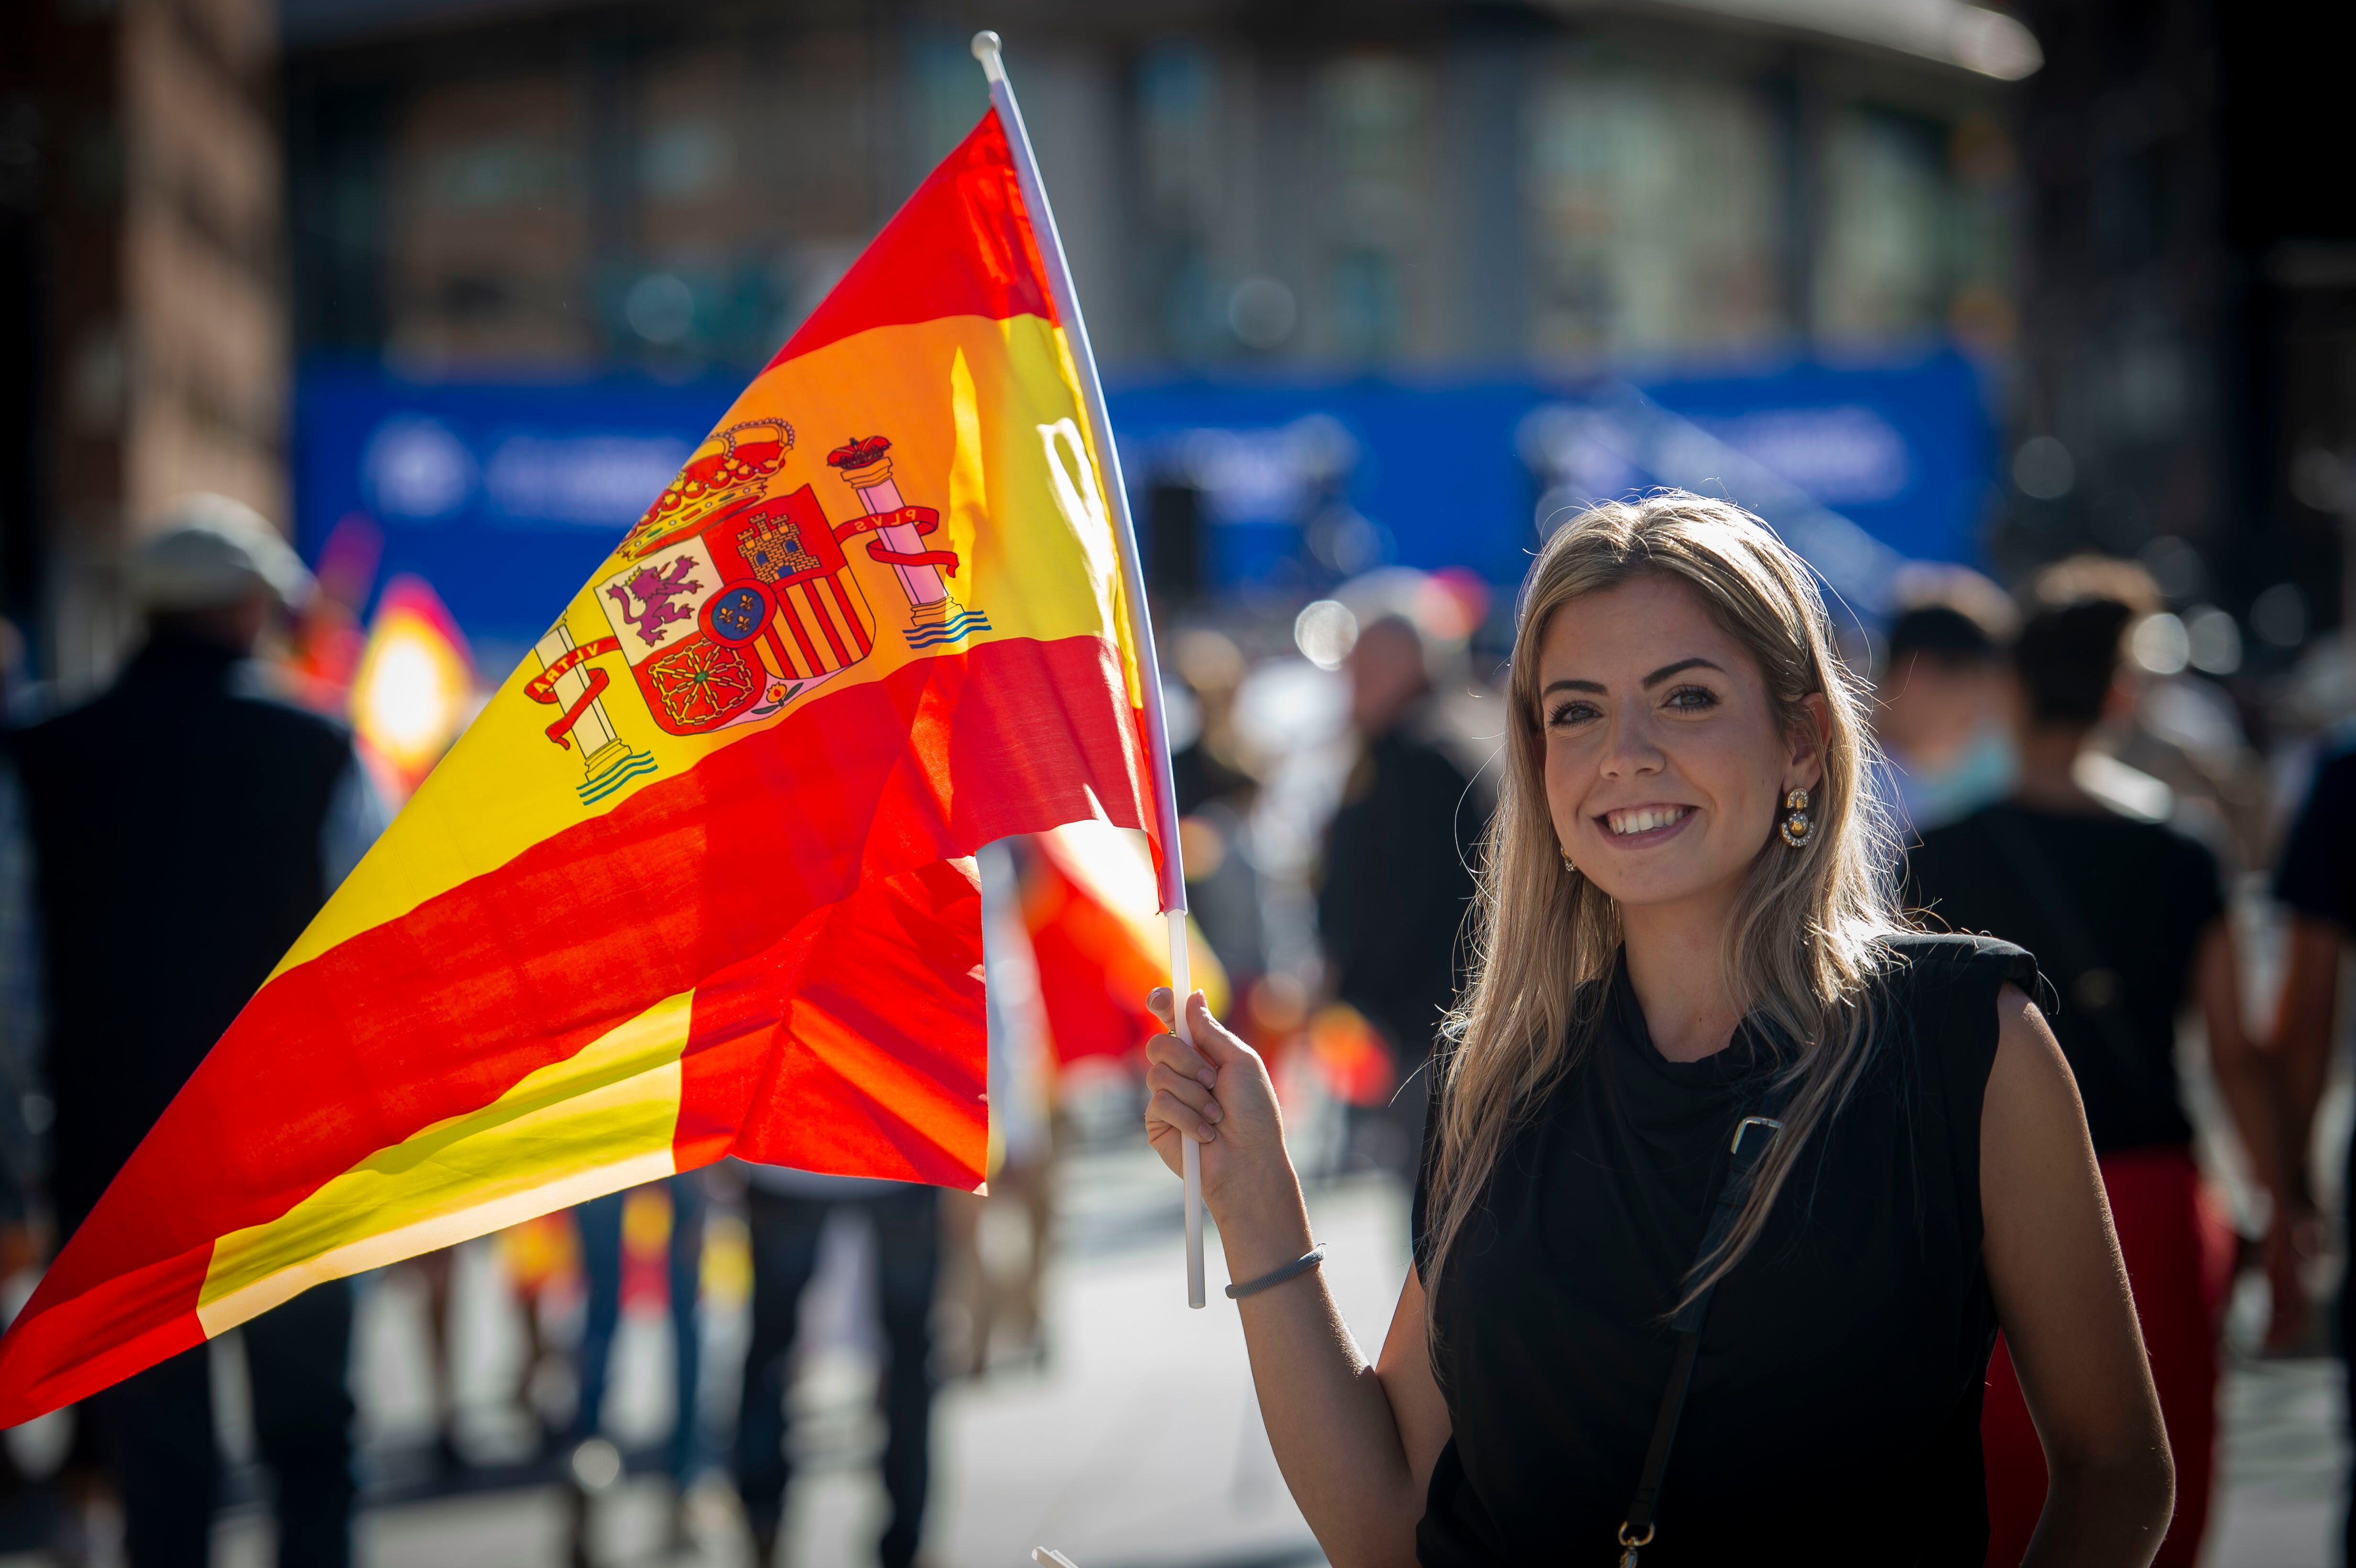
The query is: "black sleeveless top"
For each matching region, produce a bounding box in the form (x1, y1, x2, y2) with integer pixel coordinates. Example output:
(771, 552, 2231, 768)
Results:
(1409, 934, 2035, 1567)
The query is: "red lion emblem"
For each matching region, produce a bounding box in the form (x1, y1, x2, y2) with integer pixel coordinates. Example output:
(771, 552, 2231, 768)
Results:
(605, 557, 704, 645)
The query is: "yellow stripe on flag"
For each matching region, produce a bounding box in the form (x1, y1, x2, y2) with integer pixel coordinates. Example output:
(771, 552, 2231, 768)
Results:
(196, 990, 696, 1334)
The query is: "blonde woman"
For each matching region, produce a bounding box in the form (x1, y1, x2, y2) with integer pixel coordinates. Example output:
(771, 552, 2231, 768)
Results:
(1145, 495, 2171, 1567)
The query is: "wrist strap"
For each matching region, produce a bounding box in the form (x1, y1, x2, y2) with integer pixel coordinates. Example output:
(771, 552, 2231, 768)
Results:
(1224, 1243, 1324, 1300)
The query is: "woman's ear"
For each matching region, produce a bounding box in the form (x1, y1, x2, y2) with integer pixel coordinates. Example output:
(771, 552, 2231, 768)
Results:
(1787, 693, 1831, 793)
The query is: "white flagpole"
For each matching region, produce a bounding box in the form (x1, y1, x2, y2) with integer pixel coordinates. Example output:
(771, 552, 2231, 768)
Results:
(973, 30, 1207, 1309)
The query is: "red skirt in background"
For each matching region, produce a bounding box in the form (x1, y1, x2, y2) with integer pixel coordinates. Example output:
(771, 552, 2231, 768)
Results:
(1981, 1145, 2236, 1568)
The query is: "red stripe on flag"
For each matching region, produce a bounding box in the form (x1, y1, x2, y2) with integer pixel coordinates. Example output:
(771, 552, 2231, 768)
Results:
(676, 858, 985, 1177)
(774, 589, 825, 673)
(0, 632, 1152, 1426)
(802, 581, 853, 668)
(767, 111, 1055, 368)
(828, 576, 872, 657)
(759, 626, 801, 681)
(0, 1244, 208, 1425)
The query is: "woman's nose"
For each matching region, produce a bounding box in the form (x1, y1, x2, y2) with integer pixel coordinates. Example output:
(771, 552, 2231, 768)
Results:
(1599, 708, 1665, 778)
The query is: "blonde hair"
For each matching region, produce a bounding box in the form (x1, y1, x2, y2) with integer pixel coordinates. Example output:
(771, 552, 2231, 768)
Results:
(1427, 491, 1903, 1311)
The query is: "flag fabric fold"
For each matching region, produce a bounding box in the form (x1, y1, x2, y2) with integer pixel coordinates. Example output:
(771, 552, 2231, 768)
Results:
(0, 106, 1163, 1425)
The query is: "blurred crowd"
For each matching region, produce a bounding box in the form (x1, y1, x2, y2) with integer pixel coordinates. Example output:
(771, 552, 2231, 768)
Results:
(0, 487, 2354, 1568)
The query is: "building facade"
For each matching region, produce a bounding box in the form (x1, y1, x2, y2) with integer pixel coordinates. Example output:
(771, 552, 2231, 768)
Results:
(284, 1, 2030, 382)
(5, 0, 290, 693)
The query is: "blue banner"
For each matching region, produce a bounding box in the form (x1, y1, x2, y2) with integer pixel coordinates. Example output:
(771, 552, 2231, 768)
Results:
(295, 350, 1994, 657)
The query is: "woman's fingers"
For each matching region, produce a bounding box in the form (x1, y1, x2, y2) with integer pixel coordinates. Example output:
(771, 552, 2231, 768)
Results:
(1147, 1087, 1217, 1143)
(1144, 988, 1254, 1070)
(1182, 990, 1251, 1066)
(1145, 1061, 1222, 1120)
(1143, 1029, 1216, 1087)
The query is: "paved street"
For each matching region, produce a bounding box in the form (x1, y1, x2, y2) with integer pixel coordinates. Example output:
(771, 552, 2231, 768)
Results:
(197, 1154, 1407, 1568)
(1, 1148, 2342, 1568)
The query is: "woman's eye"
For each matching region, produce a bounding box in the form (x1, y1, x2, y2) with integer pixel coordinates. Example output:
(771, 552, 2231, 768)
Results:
(1664, 685, 1718, 712)
(1546, 700, 1600, 729)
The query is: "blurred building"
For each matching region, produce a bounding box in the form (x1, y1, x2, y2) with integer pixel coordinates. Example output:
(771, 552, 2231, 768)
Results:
(282, 1, 2030, 379)
(3, 0, 290, 692)
(258, 0, 2048, 666)
(1996, 3, 2356, 675)
(12, 1, 2356, 696)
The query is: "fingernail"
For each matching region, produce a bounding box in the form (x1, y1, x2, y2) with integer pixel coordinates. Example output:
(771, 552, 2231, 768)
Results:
(1204, 1102, 1222, 1121)
(1197, 1069, 1216, 1087)
(1198, 1125, 1216, 1142)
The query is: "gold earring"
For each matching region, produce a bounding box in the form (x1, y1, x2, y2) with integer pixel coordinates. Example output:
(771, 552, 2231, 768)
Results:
(1778, 787, 1813, 849)
(1560, 847, 1577, 874)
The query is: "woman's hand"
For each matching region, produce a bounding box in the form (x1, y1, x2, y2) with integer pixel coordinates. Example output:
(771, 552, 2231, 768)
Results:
(2262, 1206, 2320, 1354)
(1143, 988, 1298, 1239)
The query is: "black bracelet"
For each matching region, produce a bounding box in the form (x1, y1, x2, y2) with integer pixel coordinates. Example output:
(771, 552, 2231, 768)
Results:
(1224, 1243, 1325, 1300)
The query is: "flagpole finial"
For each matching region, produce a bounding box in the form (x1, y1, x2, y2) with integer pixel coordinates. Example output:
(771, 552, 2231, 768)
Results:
(971, 30, 1006, 83)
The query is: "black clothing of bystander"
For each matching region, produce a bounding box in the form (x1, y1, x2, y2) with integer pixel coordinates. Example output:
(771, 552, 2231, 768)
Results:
(11, 632, 361, 1568)
(1318, 710, 1482, 1165)
(2272, 740, 2356, 1568)
(12, 636, 353, 1235)
(99, 1280, 355, 1568)
(1905, 802, 2223, 1155)
(2276, 743, 2356, 932)
(736, 1183, 938, 1568)
(1410, 936, 2029, 1567)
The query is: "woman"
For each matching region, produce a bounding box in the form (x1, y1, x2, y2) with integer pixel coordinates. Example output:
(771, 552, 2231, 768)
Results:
(1907, 577, 2290, 1567)
(1143, 494, 2171, 1566)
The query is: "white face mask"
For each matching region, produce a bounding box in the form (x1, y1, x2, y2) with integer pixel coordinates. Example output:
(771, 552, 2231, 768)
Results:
(1891, 723, 2018, 833)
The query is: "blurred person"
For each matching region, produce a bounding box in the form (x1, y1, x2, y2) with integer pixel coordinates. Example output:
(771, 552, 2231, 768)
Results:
(566, 1177, 707, 1557)
(1315, 613, 1483, 1176)
(1169, 628, 1256, 820)
(1145, 495, 2169, 1564)
(2026, 556, 2262, 866)
(943, 841, 1059, 1378)
(1906, 587, 2291, 1568)
(1876, 593, 2016, 836)
(1170, 631, 1268, 991)
(733, 1165, 939, 1568)
(2265, 730, 2356, 1560)
(4, 496, 388, 1568)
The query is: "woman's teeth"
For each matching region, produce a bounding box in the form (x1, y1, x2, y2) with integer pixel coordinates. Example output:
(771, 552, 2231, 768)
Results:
(1606, 806, 1690, 836)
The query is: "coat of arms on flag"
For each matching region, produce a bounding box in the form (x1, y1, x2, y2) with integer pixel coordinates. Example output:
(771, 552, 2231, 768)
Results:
(526, 415, 999, 801)
(597, 467, 876, 736)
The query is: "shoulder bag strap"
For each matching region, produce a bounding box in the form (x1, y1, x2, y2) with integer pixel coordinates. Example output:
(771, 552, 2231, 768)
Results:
(1615, 1106, 1786, 1566)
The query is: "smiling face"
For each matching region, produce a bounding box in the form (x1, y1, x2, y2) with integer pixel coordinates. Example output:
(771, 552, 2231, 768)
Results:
(1535, 573, 1825, 915)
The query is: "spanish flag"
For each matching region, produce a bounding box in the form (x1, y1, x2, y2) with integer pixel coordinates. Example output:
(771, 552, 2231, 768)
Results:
(0, 99, 1168, 1422)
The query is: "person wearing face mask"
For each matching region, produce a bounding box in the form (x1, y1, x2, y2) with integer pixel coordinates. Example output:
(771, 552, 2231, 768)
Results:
(1876, 590, 2018, 837)
(1903, 584, 2290, 1568)
(1141, 494, 2169, 1567)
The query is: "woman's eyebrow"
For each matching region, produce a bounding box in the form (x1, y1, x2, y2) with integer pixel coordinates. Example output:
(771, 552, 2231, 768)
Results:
(1539, 677, 1604, 696)
(1642, 657, 1724, 688)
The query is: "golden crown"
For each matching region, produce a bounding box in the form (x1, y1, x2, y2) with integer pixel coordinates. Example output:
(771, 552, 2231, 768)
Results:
(621, 416, 795, 559)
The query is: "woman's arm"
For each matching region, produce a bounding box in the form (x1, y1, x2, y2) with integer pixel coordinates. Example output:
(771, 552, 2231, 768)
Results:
(2195, 917, 2287, 1200)
(1982, 982, 2173, 1566)
(2193, 915, 2308, 1348)
(2271, 915, 2343, 1208)
(1144, 988, 1449, 1568)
